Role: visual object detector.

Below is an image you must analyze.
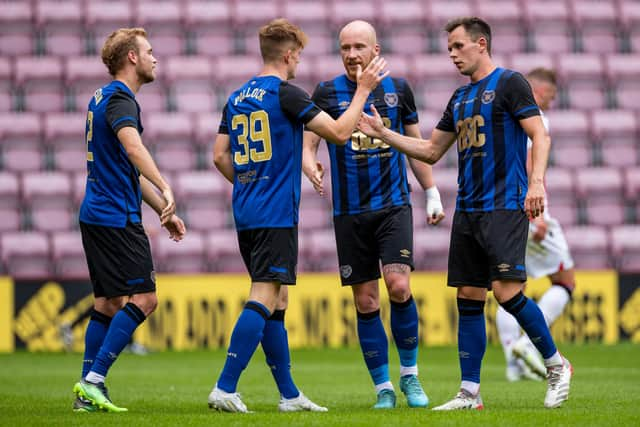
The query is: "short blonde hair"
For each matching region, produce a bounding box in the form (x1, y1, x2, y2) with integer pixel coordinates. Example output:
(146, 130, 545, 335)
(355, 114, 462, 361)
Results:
(259, 18, 308, 62)
(101, 27, 148, 76)
(527, 67, 557, 86)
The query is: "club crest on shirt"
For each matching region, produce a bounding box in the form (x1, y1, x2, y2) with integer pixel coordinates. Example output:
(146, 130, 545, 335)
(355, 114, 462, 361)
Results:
(93, 88, 103, 105)
(481, 90, 495, 104)
(384, 93, 398, 107)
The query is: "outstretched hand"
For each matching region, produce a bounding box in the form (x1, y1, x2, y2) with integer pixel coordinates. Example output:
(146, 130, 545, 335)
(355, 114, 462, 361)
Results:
(357, 104, 385, 139)
(356, 56, 389, 91)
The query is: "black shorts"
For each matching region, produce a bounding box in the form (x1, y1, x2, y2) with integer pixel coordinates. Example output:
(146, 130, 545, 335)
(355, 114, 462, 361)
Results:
(447, 210, 528, 288)
(333, 204, 414, 286)
(80, 221, 156, 298)
(238, 227, 297, 285)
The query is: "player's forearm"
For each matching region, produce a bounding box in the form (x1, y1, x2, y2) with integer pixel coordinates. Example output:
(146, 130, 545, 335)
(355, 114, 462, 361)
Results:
(214, 153, 234, 183)
(302, 133, 320, 177)
(140, 176, 166, 215)
(379, 128, 435, 163)
(408, 158, 436, 189)
(529, 134, 550, 185)
(127, 143, 170, 193)
(333, 87, 371, 142)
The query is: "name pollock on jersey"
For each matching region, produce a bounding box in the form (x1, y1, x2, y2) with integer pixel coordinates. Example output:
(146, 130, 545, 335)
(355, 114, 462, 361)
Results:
(234, 87, 267, 105)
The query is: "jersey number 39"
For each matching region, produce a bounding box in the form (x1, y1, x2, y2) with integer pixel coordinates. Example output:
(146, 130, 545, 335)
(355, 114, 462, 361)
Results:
(232, 111, 272, 165)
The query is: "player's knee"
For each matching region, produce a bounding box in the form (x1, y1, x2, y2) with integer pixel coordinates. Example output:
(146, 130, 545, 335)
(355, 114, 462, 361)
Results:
(354, 293, 379, 313)
(99, 296, 127, 316)
(387, 281, 411, 303)
(130, 292, 158, 317)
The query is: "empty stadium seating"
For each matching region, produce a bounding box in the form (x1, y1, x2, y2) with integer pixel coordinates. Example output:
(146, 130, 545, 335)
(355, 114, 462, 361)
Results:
(0, 0, 637, 274)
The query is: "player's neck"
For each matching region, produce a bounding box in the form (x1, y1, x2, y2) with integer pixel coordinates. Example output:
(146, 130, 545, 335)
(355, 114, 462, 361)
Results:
(469, 60, 496, 83)
(258, 64, 288, 81)
(114, 73, 142, 94)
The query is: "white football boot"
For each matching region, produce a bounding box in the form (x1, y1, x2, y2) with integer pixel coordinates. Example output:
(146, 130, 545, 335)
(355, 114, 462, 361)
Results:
(208, 385, 249, 413)
(278, 391, 328, 412)
(544, 356, 573, 408)
(432, 389, 484, 411)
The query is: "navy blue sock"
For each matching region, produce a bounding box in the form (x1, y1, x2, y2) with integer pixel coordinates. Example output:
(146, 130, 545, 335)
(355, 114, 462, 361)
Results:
(81, 310, 112, 378)
(500, 291, 557, 359)
(90, 303, 145, 378)
(357, 310, 390, 386)
(217, 301, 270, 393)
(390, 296, 419, 368)
(261, 310, 299, 399)
(457, 298, 486, 385)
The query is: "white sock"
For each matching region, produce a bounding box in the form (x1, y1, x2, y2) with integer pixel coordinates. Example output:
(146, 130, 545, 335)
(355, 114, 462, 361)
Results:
(496, 305, 521, 363)
(544, 351, 563, 367)
(537, 285, 571, 326)
(400, 365, 418, 377)
(85, 371, 105, 384)
(460, 381, 480, 396)
(374, 381, 394, 394)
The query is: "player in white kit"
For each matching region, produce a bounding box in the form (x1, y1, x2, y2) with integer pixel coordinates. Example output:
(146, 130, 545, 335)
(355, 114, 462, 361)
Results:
(496, 68, 577, 381)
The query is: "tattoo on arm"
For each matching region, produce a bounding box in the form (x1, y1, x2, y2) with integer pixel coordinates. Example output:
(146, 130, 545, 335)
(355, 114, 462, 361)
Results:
(382, 263, 410, 275)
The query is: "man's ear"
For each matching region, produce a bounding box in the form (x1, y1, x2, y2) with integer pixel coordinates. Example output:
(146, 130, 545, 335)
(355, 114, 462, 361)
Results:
(127, 49, 138, 65)
(284, 49, 292, 64)
(478, 36, 488, 53)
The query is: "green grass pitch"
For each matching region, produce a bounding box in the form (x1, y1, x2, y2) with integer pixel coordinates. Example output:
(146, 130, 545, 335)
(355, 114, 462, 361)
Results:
(0, 343, 638, 426)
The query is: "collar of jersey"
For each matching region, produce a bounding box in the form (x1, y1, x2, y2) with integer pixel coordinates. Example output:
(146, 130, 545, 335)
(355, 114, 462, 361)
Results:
(111, 80, 136, 99)
(469, 67, 502, 86)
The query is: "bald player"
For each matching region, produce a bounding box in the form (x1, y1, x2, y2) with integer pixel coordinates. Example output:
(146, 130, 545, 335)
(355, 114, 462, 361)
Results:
(303, 20, 445, 409)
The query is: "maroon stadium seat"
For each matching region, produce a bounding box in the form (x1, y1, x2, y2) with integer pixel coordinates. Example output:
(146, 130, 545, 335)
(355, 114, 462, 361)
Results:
(414, 226, 452, 271)
(605, 54, 640, 110)
(611, 225, 640, 272)
(307, 229, 338, 272)
(282, 1, 330, 36)
(545, 109, 590, 147)
(15, 56, 65, 113)
(508, 53, 555, 76)
(591, 109, 637, 147)
(22, 171, 72, 210)
(575, 167, 624, 226)
(0, 1, 33, 36)
(174, 170, 230, 210)
(86, 1, 132, 35)
(143, 112, 193, 147)
(1, 231, 52, 279)
(329, 1, 377, 29)
(0, 34, 34, 56)
(36, 0, 85, 56)
(0, 112, 44, 172)
(427, 1, 474, 35)
(214, 55, 262, 90)
(545, 168, 577, 225)
(564, 225, 610, 269)
(232, 0, 280, 29)
(557, 54, 607, 110)
(0, 172, 21, 231)
(551, 145, 593, 169)
(52, 231, 89, 279)
(206, 229, 245, 273)
(154, 229, 206, 273)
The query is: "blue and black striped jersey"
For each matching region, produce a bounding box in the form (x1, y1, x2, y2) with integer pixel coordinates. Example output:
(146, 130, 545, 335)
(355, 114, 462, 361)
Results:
(436, 68, 540, 212)
(79, 80, 144, 228)
(311, 75, 417, 216)
(219, 76, 321, 231)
